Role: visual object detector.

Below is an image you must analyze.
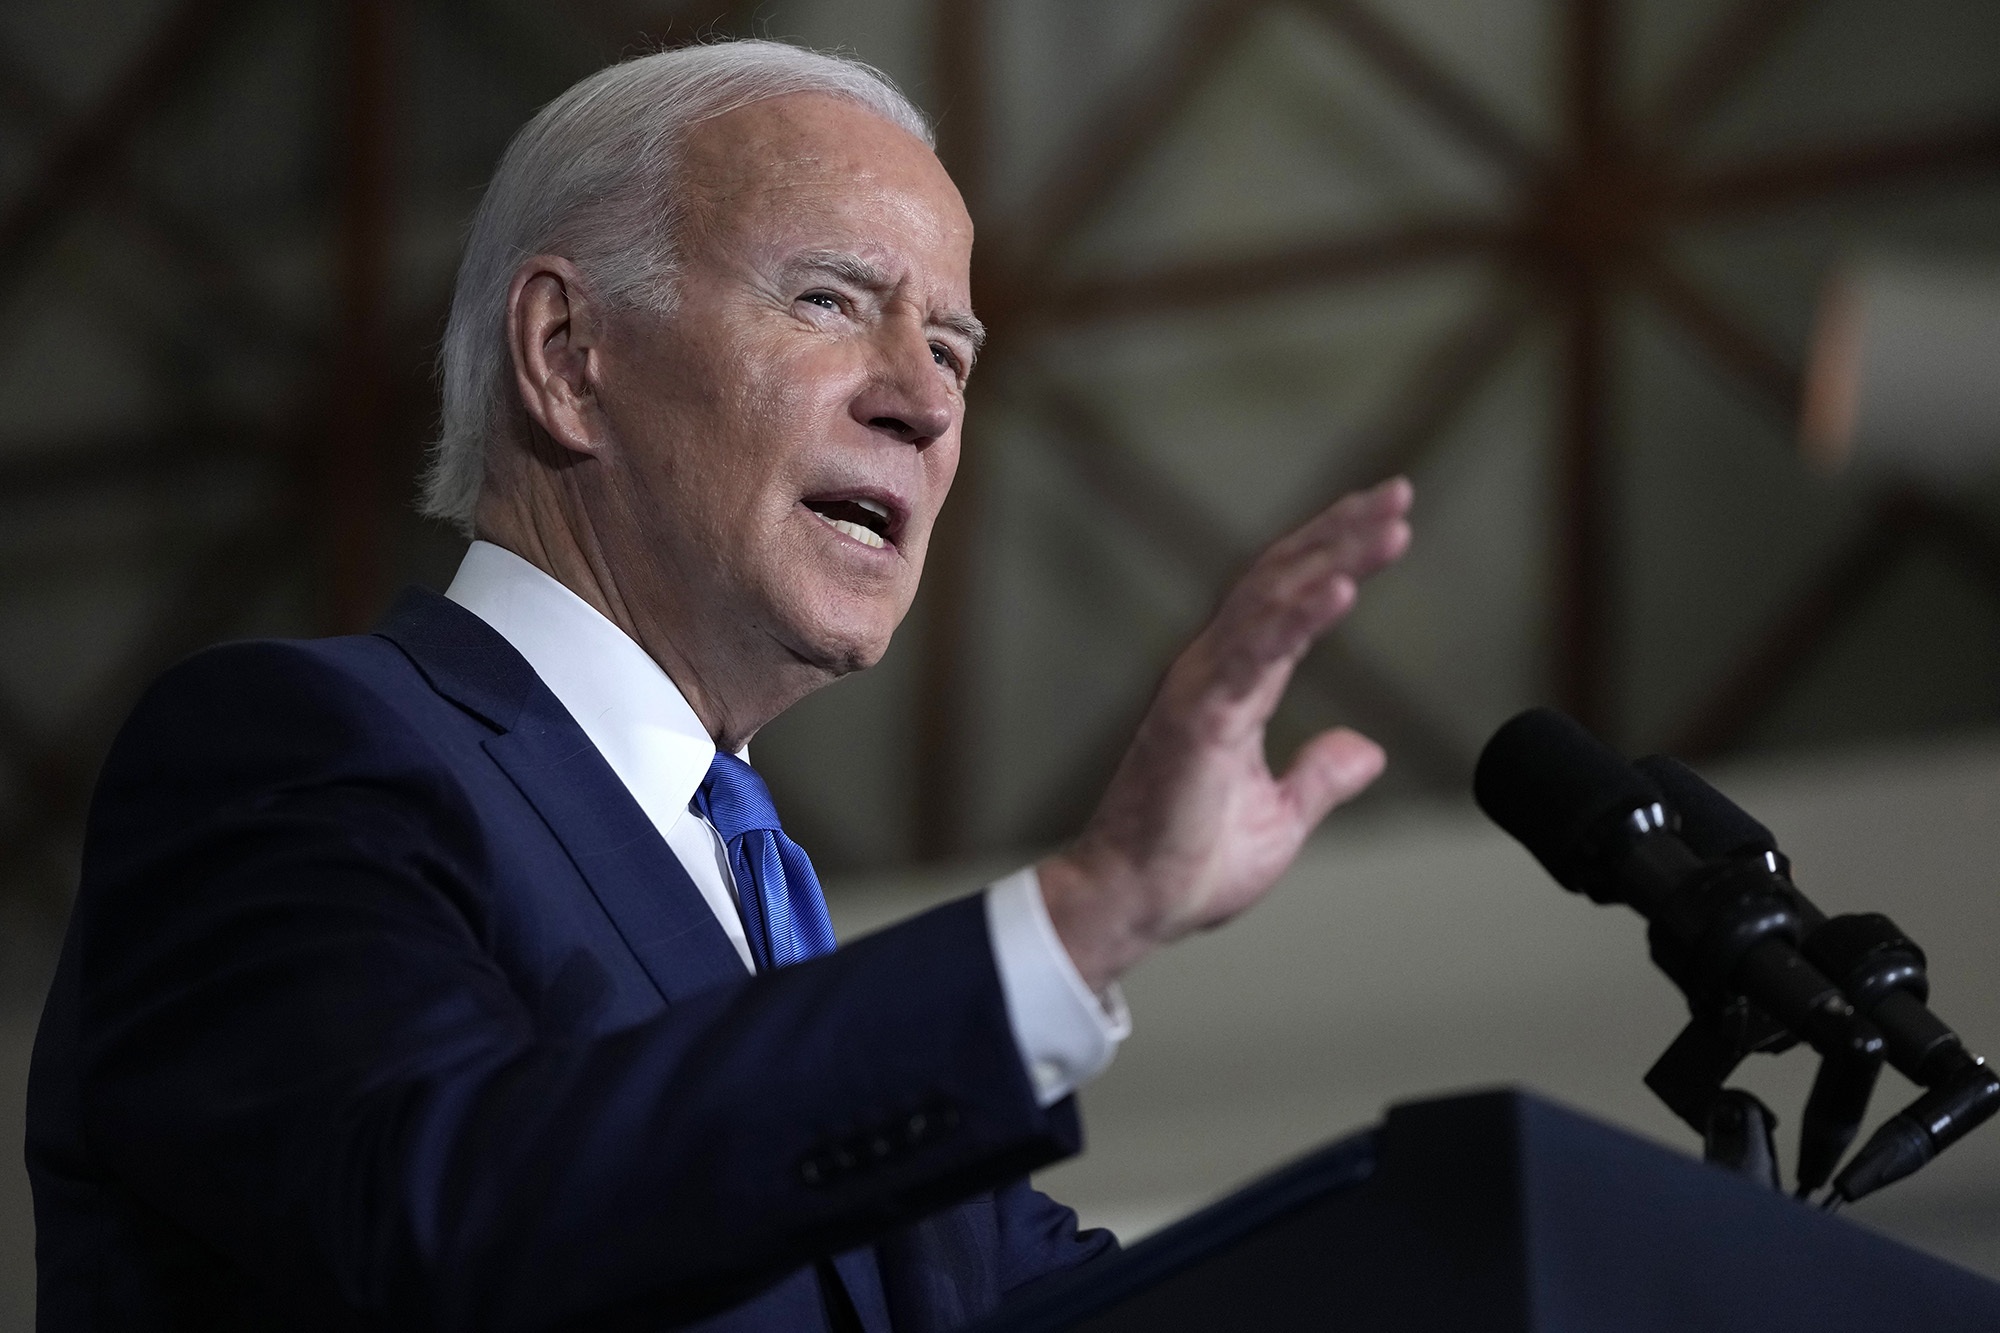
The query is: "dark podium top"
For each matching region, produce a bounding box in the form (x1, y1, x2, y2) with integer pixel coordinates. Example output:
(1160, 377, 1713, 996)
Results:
(977, 1089, 2000, 1332)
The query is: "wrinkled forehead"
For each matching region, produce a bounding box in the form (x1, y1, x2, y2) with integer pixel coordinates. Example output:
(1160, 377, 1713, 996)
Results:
(674, 93, 972, 274)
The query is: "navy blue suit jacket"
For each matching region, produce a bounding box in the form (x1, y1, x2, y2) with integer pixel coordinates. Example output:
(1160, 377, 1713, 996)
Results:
(27, 588, 1112, 1330)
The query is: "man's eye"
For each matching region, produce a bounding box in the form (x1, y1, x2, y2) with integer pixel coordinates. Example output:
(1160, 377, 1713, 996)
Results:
(931, 343, 963, 374)
(800, 291, 842, 313)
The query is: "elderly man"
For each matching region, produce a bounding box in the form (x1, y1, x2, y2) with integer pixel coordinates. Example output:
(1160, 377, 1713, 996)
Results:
(27, 40, 1411, 1333)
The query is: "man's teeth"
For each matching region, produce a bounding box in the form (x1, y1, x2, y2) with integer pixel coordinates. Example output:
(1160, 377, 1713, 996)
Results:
(854, 498, 890, 522)
(836, 519, 885, 549)
(814, 510, 886, 549)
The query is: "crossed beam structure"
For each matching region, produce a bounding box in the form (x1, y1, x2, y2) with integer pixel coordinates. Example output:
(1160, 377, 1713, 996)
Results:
(0, 0, 1996, 908)
(909, 0, 2000, 854)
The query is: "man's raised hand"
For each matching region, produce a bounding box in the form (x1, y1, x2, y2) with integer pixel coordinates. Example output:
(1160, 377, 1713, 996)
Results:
(1037, 477, 1414, 993)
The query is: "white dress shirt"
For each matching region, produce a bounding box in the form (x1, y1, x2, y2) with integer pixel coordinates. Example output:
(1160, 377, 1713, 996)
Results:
(445, 541, 1128, 1106)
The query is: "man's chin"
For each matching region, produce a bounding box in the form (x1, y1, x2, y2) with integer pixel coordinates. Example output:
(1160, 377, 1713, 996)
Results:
(777, 615, 896, 679)
(771, 585, 908, 674)
(794, 634, 890, 678)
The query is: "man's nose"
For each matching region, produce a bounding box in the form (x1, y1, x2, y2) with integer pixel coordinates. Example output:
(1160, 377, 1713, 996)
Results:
(849, 329, 955, 447)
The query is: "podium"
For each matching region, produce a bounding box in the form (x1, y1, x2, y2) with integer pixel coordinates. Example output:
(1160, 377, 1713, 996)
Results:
(977, 1089, 2000, 1332)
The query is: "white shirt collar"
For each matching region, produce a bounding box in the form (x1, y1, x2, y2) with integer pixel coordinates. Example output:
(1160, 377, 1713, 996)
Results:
(444, 540, 721, 835)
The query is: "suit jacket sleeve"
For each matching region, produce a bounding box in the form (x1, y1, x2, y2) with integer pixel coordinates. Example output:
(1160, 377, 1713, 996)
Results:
(55, 640, 1103, 1331)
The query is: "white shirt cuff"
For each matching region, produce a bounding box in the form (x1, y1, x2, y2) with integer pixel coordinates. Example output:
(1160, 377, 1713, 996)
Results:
(984, 866, 1131, 1108)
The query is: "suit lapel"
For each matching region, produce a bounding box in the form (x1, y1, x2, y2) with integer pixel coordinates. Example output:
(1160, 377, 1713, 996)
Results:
(384, 589, 905, 1322)
(377, 587, 747, 1005)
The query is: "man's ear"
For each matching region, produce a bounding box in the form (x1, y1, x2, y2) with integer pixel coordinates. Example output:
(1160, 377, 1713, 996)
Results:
(505, 256, 603, 457)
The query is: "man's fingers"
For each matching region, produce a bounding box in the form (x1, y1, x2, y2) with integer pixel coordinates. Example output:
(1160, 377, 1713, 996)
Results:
(1317, 478, 1412, 576)
(1204, 563, 1354, 704)
(1261, 561, 1356, 665)
(1200, 478, 1413, 705)
(1225, 479, 1408, 658)
(1274, 476, 1413, 577)
(1279, 726, 1387, 828)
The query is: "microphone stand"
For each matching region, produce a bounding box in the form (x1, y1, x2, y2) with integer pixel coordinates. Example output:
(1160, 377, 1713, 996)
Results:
(1636, 755, 2000, 1205)
(1640, 993, 1791, 1189)
(1637, 869, 1882, 1197)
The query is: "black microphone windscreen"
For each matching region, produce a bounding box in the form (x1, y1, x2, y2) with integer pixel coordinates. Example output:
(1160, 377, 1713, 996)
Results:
(1474, 707, 1663, 891)
(1634, 755, 1777, 861)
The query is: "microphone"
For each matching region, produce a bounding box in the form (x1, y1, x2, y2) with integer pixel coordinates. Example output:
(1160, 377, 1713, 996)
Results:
(1475, 710, 1884, 1077)
(1630, 754, 1785, 866)
(1630, 755, 2000, 1204)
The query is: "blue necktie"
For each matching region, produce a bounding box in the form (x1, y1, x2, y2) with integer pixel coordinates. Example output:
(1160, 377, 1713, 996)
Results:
(691, 752, 837, 970)
(693, 756, 878, 1325)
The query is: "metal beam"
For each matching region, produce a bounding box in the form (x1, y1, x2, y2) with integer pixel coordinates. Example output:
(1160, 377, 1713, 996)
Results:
(1310, 282, 1537, 502)
(1554, 274, 1614, 736)
(931, 0, 990, 222)
(1300, 0, 1542, 175)
(1037, 220, 1515, 325)
(910, 424, 982, 863)
(0, 0, 252, 294)
(1565, 0, 1615, 161)
(0, 43, 314, 356)
(912, 0, 993, 862)
(1549, 0, 1620, 737)
(1628, 252, 1799, 419)
(1637, 0, 1821, 151)
(1670, 121, 2000, 216)
(995, 0, 1268, 312)
(324, 0, 398, 634)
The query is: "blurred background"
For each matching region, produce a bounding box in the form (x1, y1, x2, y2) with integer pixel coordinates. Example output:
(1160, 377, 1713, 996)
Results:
(1, 0, 1998, 1323)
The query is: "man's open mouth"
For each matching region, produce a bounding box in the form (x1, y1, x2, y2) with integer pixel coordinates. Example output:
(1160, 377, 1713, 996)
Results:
(803, 497, 895, 549)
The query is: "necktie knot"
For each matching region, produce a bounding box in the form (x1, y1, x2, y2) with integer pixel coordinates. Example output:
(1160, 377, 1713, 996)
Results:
(696, 752, 781, 840)
(689, 751, 835, 969)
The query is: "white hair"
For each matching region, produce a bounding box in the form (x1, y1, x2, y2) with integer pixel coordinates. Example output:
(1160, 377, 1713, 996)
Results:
(420, 40, 934, 533)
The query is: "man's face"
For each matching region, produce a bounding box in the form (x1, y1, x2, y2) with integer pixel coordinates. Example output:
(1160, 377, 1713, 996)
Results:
(588, 93, 977, 682)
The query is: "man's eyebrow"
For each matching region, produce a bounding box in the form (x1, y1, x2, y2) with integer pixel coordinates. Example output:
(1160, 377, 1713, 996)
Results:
(788, 249, 986, 357)
(790, 249, 892, 290)
(934, 310, 986, 357)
